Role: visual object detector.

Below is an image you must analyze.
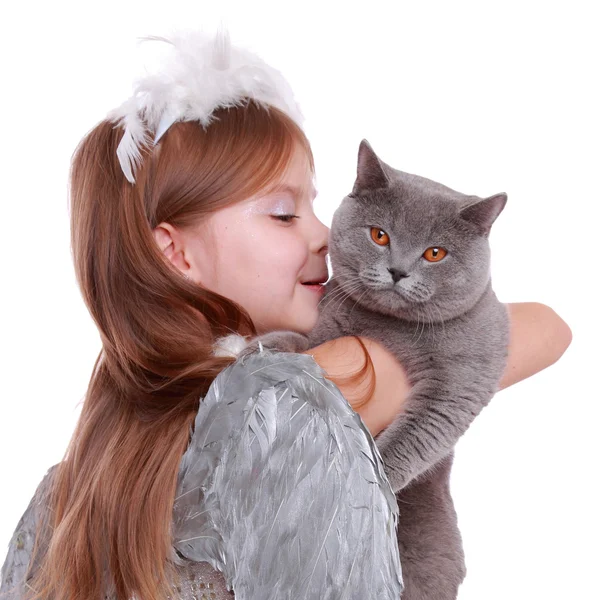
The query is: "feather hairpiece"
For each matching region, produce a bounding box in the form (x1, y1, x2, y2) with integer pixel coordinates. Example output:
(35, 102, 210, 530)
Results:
(107, 24, 305, 184)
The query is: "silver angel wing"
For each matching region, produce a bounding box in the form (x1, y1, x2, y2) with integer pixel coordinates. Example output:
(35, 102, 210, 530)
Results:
(171, 347, 404, 599)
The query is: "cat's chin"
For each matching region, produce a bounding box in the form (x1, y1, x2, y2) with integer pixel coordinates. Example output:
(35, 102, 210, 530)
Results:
(378, 290, 449, 322)
(355, 290, 419, 321)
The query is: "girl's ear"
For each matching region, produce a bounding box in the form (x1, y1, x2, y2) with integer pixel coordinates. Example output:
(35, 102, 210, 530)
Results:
(153, 222, 193, 277)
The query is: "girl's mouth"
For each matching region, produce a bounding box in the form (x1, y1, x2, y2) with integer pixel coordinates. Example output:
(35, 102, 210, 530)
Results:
(301, 282, 326, 294)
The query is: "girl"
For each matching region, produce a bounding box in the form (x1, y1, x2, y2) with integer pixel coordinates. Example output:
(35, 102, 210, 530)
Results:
(0, 27, 571, 600)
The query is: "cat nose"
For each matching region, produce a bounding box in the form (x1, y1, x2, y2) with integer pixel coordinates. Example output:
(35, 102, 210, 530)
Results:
(388, 267, 409, 283)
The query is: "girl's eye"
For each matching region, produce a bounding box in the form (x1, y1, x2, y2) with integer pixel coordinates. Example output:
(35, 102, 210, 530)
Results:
(272, 214, 300, 223)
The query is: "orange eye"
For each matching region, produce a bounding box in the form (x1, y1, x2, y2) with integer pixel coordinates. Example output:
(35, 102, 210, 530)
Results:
(370, 227, 390, 246)
(423, 247, 447, 262)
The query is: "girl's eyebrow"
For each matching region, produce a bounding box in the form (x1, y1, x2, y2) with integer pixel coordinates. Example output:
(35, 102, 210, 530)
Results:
(266, 183, 318, 201)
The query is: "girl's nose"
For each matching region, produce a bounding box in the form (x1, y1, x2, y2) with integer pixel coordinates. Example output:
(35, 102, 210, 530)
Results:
(311, 216, 330, 255)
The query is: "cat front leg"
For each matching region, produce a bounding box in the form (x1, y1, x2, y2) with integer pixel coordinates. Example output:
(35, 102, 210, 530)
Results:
(375, 375, 492, 492)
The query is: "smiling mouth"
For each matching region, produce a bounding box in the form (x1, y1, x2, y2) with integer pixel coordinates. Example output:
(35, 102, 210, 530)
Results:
(301, 275, 329, 285)
(301, 282, 327, 294)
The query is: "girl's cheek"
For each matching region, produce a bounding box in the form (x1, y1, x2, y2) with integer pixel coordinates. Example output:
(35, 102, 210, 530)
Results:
(272, 243, 304, 273)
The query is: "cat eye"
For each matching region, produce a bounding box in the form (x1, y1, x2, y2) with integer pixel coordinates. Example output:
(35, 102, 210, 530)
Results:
(423, 247, 447, 262)
(370, 227, 390, 246)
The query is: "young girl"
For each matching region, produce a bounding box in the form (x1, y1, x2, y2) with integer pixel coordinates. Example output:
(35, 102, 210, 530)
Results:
(0, 27, 571, 600)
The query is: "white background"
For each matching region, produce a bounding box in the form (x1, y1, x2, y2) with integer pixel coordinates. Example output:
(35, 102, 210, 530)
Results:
(1, 1, 597, 598)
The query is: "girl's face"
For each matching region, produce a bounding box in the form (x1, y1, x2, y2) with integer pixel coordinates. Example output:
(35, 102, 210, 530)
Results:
(154, 144, 331, 335)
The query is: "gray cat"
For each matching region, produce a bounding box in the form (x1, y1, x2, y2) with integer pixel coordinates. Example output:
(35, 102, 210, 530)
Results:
(240, 139, 510, 599)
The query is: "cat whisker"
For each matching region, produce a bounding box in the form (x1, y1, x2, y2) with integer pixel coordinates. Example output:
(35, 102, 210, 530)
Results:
(417, 306, 429, 345)
(316, 280, 356, 311)
(431, 302, 447, 342)
(318, 277, 364, 312)
(347, 286, 371, 323)
(329, 283, 363, 321)
(415, 304, 433, 346)
(414, 307, 426, 346)
(315, 278, 350, 310)
(327, 282, 365, 316)
(424, 305, 435, 345)
(361, 275, 384, 284)
(408, 307, 421, 346)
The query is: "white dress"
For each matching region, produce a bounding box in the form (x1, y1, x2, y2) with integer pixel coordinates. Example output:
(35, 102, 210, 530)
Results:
(1, 347, 404, 599)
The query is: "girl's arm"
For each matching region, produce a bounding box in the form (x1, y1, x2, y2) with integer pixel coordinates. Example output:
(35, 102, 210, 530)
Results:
(303, 302, 572, 437)
(497, 302, 572, 391)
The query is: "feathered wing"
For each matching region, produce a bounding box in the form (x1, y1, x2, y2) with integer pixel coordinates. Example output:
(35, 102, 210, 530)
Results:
(172, 347, 404, 599)
(0, 465, 57, 599)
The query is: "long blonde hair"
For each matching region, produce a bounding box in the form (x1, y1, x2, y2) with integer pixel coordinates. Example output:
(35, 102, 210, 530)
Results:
(23, 100, 374, 600)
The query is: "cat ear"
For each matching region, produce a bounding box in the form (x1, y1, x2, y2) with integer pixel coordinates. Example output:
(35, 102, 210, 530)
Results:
(458, 192, 508, 237)
(352, 139, 392, 194)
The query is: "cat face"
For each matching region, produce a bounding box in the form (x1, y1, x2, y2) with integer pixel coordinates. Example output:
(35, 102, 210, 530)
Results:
(328, 140, 507, 322)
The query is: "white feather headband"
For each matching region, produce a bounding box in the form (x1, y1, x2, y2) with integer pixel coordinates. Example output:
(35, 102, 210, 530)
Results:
(107, 25, 305, 184)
